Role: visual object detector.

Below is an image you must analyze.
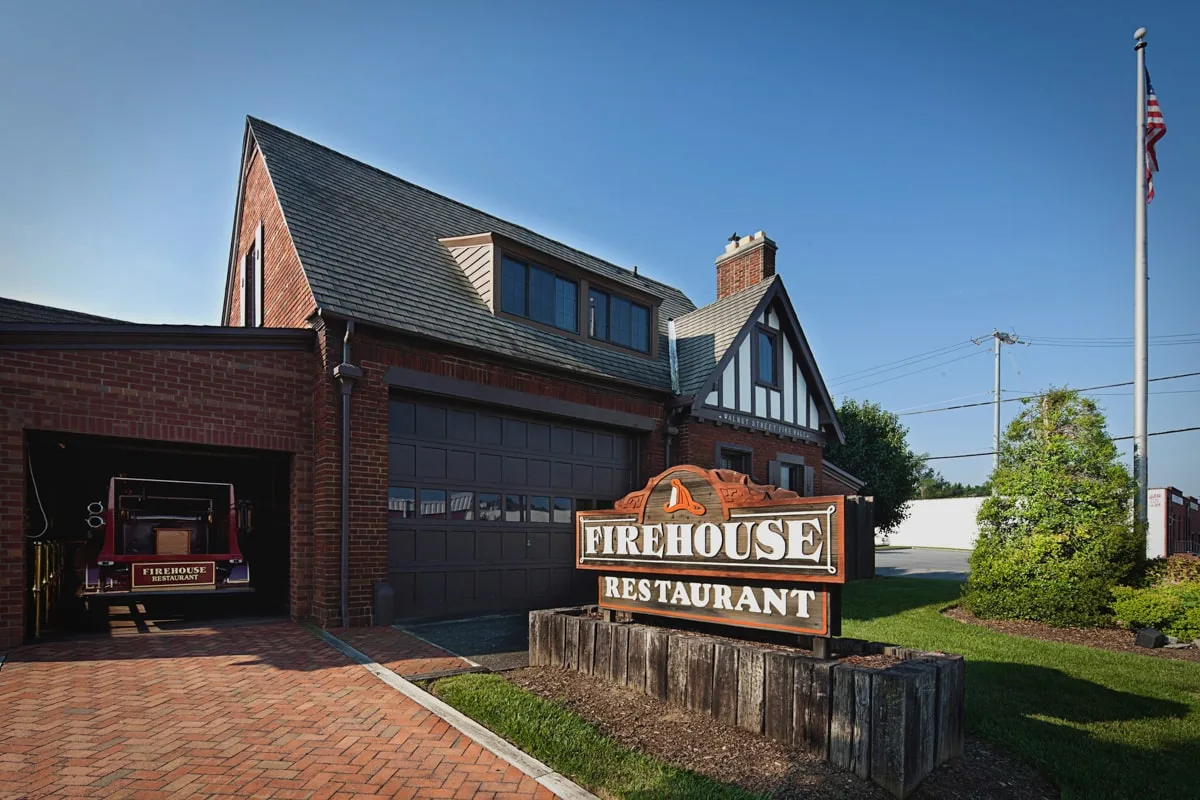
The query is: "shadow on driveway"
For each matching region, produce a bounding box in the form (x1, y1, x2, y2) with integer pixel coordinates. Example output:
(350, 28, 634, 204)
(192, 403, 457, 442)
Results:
(399, 612, 531, 671)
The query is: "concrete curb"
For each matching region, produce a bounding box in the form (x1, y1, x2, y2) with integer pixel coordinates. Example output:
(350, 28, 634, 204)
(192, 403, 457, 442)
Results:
(309, 625, 597, 800)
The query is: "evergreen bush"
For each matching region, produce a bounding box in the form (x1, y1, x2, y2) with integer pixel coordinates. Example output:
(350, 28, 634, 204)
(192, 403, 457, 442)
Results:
(962, 389, 1141, 626)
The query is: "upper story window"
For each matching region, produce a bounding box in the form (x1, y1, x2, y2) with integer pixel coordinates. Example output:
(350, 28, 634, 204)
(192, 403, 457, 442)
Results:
(241, 221, 264, 327)
(501, 255, 578, 333)
(588, 288, 650, 353)
(754, 327, 779, 388)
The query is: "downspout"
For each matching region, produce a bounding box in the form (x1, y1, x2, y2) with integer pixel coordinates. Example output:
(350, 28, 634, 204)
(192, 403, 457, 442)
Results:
(333, 320, 362, 628)
(666, 319, 679, 467)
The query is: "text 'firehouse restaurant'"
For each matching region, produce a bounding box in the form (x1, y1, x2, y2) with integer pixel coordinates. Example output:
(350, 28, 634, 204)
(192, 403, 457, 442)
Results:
(0, 117, 866, 650)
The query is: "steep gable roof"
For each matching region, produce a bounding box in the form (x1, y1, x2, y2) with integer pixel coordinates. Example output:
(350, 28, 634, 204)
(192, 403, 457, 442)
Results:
(672, 276, 843, 443)
(673, 276, 777, 395)
(242, 117, 696, 390)
(0, 296, 127, 324)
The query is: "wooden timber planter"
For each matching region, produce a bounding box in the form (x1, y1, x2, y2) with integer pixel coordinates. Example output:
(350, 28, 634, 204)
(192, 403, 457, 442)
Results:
(529, 607, 965, 799)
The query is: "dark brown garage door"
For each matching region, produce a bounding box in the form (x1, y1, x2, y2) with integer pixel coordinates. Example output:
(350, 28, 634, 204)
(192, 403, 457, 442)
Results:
(387, 397, 636, 619)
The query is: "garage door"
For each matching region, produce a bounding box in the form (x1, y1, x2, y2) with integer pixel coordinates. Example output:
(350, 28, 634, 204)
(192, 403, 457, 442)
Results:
(387, 397, 636, 619)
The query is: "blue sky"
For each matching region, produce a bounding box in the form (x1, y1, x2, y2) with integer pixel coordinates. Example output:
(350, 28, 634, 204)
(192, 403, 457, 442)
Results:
(2, 1, 1197, 490)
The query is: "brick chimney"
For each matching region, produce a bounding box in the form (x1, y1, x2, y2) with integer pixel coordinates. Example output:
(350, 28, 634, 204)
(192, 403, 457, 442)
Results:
(715, 231, 776, 300)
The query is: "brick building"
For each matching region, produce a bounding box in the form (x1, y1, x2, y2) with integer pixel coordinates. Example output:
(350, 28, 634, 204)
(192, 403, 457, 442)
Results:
(0, 117, 861, 649)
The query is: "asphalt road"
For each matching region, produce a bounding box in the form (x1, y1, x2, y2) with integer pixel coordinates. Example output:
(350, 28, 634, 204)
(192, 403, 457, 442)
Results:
(875, 548, 970, 582)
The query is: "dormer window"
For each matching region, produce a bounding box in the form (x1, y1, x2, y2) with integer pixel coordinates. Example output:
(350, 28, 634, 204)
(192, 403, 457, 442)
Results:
(589, 288, 650, 353)
(500, 255, 578, 333)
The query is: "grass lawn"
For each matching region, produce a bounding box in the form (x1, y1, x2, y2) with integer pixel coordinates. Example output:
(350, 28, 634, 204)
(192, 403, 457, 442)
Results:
(429, 578, 1199, 800)
(842, 578, 1200, 800)
(429, 672, 756, 799)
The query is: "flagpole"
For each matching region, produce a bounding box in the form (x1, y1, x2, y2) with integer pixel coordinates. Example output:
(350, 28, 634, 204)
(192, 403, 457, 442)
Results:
(1133, 27, 1149, 536)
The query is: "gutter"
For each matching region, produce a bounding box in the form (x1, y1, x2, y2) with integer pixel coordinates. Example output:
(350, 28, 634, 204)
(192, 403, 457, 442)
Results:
(332, 320, 362, 628)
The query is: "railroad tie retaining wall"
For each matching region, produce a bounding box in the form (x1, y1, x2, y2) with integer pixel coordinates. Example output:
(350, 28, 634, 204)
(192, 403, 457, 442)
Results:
(529, 609, 965, 800)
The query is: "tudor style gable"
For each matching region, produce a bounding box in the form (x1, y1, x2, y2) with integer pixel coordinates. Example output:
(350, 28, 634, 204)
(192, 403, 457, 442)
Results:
(673, 268, 841, 445)
(669, 232, 843, 497)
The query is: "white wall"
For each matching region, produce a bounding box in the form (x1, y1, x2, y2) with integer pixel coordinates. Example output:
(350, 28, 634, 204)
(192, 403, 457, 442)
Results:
(876, 497, 986, 550)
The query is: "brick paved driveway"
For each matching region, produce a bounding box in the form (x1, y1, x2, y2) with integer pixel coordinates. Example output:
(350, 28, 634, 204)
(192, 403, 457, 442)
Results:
(0, 621, 555, 799)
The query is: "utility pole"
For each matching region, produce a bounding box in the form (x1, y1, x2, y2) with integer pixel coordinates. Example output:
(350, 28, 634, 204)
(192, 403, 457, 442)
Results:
(975, 330, 1023, 470)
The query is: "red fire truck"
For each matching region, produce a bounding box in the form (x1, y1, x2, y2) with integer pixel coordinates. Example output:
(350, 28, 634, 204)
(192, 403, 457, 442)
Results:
(82, 477, 252, 596)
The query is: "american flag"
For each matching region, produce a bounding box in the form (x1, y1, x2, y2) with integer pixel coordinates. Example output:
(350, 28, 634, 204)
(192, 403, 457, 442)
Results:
(1146, 69, 1166, 203)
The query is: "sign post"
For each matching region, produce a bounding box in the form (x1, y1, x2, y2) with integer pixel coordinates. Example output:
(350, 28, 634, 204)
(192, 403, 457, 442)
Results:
(576, 465, 845, 648)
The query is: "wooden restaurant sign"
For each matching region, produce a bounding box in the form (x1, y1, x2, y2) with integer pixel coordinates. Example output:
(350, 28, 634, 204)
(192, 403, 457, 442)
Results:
(577, 466, 844, 636)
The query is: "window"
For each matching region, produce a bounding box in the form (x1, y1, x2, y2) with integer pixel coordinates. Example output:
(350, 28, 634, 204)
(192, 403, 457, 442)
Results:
(530, 496, 550, 523)
(501, 255, 578, 333)
(505, 494, 526, 522)
(450, 491, 474, 521)
(778, 464, 801, 494)
(755, 328, 778, 387)
(479, 493, 502, 522)
(589, 288, 651, 353)
(419, 489, 446, 519)
(553, 497, 573, 524)
(718, 446, 752, 475)
(240, 222, 264, 327)
(388, 487, 415, 520)
(576, 498, 595, 512)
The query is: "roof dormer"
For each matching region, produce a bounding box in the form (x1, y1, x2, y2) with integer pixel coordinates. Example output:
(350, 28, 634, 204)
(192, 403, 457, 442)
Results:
(439, 231, 665, 359)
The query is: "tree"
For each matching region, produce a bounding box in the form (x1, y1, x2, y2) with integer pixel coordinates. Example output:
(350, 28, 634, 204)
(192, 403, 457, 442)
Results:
(918, 467, 990, 499)
(962, 388, 1142, 626)
(825, 399, 924, 532)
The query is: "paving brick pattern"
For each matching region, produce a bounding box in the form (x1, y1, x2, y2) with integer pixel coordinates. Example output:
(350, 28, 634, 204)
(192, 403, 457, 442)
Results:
(328, 627, 473, 678)
(0, 622, 555, 799)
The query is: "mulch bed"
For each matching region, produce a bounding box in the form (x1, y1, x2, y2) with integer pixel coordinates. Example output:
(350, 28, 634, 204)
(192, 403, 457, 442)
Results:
(942, 607, 1200, 663)
(506, 666, 1058, 799)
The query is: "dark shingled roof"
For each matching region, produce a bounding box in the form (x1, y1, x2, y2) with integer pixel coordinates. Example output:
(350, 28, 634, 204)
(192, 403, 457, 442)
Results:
(0, 296, 126, 324)
(672, 276, 777, 395)
(248, 117, 697, 390)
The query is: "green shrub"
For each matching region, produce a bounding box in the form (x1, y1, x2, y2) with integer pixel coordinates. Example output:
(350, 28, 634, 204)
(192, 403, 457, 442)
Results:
(1144, 554, 1200, 586)
(962, 389, 1140, 627)
(1111, 581, 1200, 640)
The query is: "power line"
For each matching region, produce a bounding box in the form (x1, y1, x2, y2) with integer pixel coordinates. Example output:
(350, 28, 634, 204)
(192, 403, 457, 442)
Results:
(1023, 332, 1200, 343)
(1027, 339, 1200, 349)
(1084, 389, 1200, 397)
(897, 370, 1200, 416)
(834, 350, 988, 394)
(828, 337, 985, 384)
(1113, 426, 1200, 441)
(894, 391, 995, 413)
(925, 451, 995, 461)
(923, 425, 1200, 461)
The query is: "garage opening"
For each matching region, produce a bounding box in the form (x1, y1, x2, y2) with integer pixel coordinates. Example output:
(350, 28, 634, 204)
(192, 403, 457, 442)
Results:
(24, 431, 292, 639)
(387, 395, 638, 621)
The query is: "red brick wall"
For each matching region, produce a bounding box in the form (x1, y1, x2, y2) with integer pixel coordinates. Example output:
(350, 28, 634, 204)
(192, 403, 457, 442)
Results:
(820, 470, 860, 497)
(0, 346, 314, 650)
(716, 238, 776, 301)
(305, 322, 394, 628)
(226, 146, 315, 328)
(677, 418, 824, 490)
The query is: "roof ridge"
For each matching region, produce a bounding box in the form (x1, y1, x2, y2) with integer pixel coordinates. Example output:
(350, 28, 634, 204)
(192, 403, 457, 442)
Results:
(246, 116, 689, 302)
